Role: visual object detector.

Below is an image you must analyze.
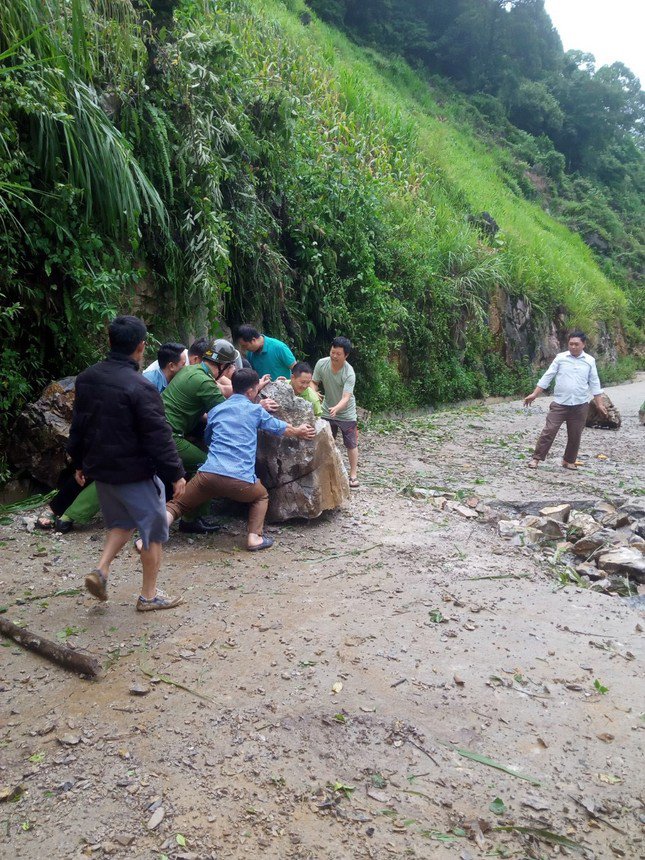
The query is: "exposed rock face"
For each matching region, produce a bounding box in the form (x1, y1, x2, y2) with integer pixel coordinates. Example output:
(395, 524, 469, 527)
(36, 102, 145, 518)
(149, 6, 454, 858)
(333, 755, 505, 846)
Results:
(586, 394, 621, 430)
(7, 377, 76, 486)
(256, 382, 350, 522)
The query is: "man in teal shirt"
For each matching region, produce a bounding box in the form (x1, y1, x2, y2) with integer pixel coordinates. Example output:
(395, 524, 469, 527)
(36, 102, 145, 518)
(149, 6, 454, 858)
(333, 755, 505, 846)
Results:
(236, 324, 296, 380)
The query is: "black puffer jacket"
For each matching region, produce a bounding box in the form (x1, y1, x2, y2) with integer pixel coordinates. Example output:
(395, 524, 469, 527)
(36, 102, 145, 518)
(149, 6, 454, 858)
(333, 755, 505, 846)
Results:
(67, 351, 185, 485)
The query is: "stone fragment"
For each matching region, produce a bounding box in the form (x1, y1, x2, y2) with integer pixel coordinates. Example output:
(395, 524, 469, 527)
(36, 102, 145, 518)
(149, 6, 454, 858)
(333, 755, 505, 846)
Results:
(7, 377, 76, 486)
(592, 501, 631, 529)
(628, 536, 645, 555)
(256, 382, 350, 522)
(498, 520, 522, 538)
(567, 511, 600, 540)
(539, 518, 566, 539)
(632, 520, 645, 540)
(586, 394, 621, 429)
(592, 576, 633, 597)
(596, 548, 645, 583)
(539, 504, 571, 522)
(575, 562, 602, 580)
(129, 683, 150, 696)
(621, 500, 645, 518)
(572, 528, 616, 557)
(512, 527, 544, 547)
(446, 501, 478, 519)
(409, 487, 430, 499)
(147, 806, 165, 830)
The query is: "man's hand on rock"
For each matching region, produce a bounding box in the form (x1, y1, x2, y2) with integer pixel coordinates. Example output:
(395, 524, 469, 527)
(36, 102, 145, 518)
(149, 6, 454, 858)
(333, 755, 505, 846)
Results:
(259, 374, 272, 390)
(297, 424, 316, 440)
(262, 398, 279, 413)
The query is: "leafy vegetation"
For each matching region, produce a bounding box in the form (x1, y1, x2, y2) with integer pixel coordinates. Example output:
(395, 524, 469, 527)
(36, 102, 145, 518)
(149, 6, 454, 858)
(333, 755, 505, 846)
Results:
(0, 0, 642, 457)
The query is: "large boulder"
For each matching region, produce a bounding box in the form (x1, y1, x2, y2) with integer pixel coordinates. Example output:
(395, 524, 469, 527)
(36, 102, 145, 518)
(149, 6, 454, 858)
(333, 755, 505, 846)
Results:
(586, 394, 621, 429)
(7, 377, 76, 486)
(256, 382, 350, 522)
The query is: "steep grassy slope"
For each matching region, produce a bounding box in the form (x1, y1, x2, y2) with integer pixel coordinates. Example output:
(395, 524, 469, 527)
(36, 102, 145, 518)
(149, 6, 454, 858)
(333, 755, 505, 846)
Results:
(0, 0, 638, 449)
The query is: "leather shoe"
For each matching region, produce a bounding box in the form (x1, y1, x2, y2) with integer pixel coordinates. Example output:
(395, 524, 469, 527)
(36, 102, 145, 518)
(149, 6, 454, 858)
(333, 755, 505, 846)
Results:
(178, 518, 221, 534)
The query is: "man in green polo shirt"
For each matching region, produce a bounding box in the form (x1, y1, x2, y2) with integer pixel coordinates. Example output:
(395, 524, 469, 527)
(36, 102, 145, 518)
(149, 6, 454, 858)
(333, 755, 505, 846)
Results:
(236, 324, 296, 380)
(290, 362, 322, 417)
(312, 336, 359, 489)
(161, 338, 238, 532)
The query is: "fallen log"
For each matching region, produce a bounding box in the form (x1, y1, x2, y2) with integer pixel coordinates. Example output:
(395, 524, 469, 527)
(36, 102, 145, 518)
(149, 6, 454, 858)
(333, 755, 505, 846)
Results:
(0, 617, 101, 677)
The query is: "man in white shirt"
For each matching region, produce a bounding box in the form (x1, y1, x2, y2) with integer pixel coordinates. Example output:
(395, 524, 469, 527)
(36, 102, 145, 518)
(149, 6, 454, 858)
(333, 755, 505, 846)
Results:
(524, 331, 607, 470)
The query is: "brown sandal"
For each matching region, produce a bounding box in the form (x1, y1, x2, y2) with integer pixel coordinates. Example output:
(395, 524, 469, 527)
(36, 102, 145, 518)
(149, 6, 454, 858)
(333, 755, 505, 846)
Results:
(561, 462, 578, 471)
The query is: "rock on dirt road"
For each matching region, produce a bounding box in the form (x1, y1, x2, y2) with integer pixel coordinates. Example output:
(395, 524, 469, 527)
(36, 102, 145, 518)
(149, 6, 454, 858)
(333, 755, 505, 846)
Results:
(1, 375, 644, 859)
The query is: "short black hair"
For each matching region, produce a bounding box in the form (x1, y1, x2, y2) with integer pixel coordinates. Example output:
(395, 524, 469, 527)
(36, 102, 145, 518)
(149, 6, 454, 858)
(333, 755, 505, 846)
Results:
(291, 361, 312, 376)
(331, 336, 352, 355)
(188, 337, 209, 358)
(109, 315, 147, 355)
(232, 368, 260, 394)
(567, 330, 587, 343)
(157, 342, 186, 370)
(236, 324, 261, 342)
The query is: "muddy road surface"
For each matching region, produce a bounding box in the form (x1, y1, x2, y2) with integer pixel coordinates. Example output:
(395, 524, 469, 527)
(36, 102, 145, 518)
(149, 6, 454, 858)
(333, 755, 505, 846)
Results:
(1, 377, 644, 859)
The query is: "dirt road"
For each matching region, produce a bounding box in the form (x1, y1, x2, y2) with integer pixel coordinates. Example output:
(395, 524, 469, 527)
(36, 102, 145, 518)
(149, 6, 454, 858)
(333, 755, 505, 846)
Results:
(1, 377, 644, 859)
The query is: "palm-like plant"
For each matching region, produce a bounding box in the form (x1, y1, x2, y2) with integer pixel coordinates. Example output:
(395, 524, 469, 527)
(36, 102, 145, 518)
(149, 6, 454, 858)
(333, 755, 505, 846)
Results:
(0, 0, 165, 236)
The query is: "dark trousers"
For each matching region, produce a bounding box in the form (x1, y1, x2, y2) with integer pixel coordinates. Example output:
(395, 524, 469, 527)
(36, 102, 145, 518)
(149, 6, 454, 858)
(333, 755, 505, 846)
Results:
(533, 402, 589, 463)
(166, 471, 269, 535)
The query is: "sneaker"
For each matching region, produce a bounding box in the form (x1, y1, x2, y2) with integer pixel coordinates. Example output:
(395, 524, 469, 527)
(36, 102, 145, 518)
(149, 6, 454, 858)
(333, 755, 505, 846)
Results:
(178, 518, 221, 535)
(85, 569, 108, 601)
(136, 590, 184, 612)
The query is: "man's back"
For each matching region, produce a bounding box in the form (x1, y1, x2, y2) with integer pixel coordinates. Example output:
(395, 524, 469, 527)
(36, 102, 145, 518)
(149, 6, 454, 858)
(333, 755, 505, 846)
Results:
(68, 352, 181, 485)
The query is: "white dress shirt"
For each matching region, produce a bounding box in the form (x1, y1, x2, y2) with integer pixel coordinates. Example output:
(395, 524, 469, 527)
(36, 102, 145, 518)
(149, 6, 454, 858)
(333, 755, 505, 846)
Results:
(537, 350, 603, 406)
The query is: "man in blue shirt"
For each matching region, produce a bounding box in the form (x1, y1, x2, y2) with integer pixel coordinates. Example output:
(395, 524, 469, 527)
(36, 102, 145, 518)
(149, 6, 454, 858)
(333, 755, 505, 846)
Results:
(236, 324, 297, 380)
(524, 331, 607, 470)
(143, 342, 187, 392)
(165, 369, 315, 550)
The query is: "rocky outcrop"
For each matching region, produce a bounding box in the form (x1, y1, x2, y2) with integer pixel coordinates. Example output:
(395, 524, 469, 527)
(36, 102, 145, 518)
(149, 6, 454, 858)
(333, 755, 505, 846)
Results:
(586, 394, 621, 430)
(256, 382, 350, 522)
(7, 377, 76, 486)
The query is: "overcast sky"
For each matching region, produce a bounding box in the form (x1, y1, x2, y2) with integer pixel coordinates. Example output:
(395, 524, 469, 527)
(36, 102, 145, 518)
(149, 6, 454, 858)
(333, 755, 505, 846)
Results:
(543, 0, 645, 85)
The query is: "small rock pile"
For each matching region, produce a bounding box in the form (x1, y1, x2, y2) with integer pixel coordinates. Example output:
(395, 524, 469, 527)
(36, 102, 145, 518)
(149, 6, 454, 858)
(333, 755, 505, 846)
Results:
(497, 500, 645, 593)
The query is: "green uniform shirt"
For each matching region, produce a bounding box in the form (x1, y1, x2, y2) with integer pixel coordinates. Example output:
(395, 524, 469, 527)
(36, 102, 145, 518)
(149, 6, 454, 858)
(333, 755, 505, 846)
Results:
(294, 382, 323, 417)
(312, 357, 357, 421)
(162, 363, 224, 437)
(246, 335, 296, 380)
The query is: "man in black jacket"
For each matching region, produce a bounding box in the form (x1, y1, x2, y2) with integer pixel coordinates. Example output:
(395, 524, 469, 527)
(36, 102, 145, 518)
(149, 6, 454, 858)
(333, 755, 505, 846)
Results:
(68, 316, 187, 611)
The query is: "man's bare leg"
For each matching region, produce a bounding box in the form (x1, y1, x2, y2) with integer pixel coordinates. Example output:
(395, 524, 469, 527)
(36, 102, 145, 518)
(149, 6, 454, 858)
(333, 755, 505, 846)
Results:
(140, 541, 162, 599)
(348, 446, 358, 482)
(98, 527, 134, 578)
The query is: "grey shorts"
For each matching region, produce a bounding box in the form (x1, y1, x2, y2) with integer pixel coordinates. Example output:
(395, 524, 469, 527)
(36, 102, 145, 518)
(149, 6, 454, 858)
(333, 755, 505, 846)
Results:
(95, 477, 168, 549)
(325, 418, 358, 450)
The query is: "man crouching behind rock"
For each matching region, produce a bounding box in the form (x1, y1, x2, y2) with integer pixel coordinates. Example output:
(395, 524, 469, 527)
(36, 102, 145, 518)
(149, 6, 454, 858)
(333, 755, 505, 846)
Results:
(165, 368, 315, 551)
(68, 315, 187, 611)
